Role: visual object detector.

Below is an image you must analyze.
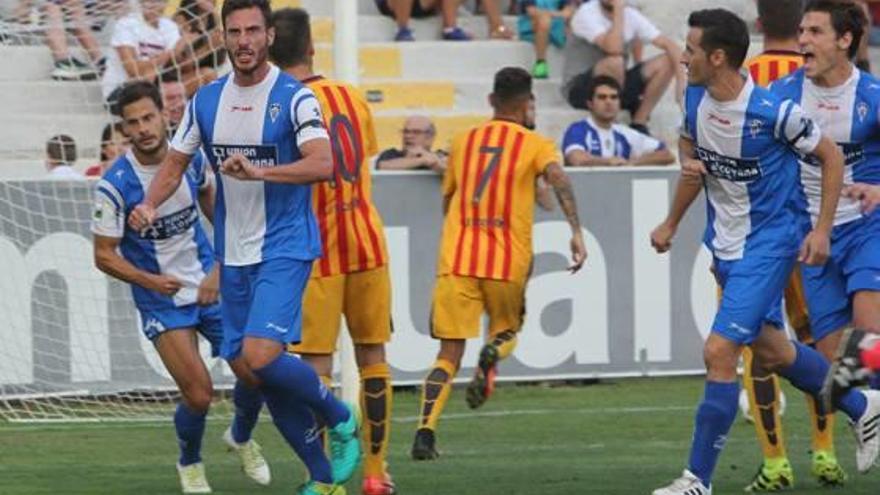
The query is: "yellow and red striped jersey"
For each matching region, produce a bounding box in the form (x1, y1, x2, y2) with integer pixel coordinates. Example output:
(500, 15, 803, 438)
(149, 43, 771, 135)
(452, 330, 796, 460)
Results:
(305, 76, 388, 277)
(745, 50, 804, 87)
(438, 119, 560, 283)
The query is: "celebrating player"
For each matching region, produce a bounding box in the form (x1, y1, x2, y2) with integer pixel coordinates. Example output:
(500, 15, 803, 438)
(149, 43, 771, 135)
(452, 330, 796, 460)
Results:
(91, 80, 269, 494)
(410, 67, 587, 460)
(768, 0, 880, 478)
(650, 9, 879, 495)
(127, 1, 360, 494)
(269, 8, 397, 495)
(738, 0, 848, 490)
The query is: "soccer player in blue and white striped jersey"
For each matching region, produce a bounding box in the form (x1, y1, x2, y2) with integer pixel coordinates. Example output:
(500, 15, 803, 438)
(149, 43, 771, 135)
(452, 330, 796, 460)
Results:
(92, 80, 269, 494)
(127, 1, 360, 493)
(649, 8, 879, 495)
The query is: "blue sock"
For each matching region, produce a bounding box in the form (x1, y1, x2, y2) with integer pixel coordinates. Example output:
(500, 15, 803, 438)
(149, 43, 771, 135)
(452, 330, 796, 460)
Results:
(253, 352, 349, 427)
(870, 373, 880, 391)
(263, 384, 333, 483)
(231, 380, 263, 444)
(687, 381, 739, 487)
(174, 404, 206, 466)
(778, 342, 867, 420)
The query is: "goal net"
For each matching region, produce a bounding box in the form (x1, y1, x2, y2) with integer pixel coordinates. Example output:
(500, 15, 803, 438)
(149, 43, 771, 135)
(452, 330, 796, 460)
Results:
(0, 0, 237, 422)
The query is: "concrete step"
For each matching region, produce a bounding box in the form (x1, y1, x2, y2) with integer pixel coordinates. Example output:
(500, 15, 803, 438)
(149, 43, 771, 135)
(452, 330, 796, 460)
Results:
(313, 14, 522, 44)
(0, 80, 104, 113)
(0, 114, 106, 159)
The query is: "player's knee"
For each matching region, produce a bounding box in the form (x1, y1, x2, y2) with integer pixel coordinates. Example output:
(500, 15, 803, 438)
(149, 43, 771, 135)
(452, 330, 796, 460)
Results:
(354, 344, 386, 368)
(183, 385, 213, 414)
(702, 340, 738, 379)
(751, 343, 788, 372)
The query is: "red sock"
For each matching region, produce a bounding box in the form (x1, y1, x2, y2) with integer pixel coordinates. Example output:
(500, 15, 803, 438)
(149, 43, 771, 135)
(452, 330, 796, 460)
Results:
(862, 341, 880, 371)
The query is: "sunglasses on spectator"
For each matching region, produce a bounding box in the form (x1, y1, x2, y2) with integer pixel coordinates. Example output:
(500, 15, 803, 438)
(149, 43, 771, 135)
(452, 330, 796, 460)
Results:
(402, 128, 432, 135)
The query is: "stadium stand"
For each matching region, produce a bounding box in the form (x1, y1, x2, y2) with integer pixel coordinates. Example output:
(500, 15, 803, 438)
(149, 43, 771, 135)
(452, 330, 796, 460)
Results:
(0, 0, 766, 180)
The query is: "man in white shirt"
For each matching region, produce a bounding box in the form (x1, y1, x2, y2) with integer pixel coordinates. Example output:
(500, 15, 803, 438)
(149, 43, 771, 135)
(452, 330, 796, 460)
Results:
(102, 0, 196, 110)
(562, 0, 684, 135)
(562, 74, 674, 166)
(45, 134, 85, 180)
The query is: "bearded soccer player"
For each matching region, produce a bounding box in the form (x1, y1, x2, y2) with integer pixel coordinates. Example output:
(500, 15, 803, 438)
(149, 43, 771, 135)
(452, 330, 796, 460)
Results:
(411, 67, 587, 460)
(650, 9, 878, 495)
(737, 0, 848, 490)
(127, 1, 360, 493)
(92, 81, 269, 494)
(269, 8, 397, 495)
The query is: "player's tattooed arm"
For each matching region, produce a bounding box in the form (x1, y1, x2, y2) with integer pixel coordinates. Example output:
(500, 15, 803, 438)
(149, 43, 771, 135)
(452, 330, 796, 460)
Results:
(93, 235, 182, 296)
(544, 163, 587, 272)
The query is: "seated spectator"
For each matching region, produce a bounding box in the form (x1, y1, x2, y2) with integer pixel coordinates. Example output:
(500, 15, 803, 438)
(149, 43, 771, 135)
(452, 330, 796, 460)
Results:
(160, 79, 187, 135)
(38, 0, 104, 80)
(562, 75, 674, 167)
(173, 0, 223, 93)
(85, 122, 129, 177)
(375, 116, 447, 172)
(45, 134, 85, 179)
(376, 0, 510, 41)
(562, 0, 684, 135)
(517, 0, 578, 79)
(101, 0, 199, 111)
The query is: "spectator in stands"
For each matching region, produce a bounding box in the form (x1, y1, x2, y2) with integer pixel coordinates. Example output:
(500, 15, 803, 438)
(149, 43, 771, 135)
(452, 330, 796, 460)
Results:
(375, 115, 447, 172)
(376, 0, 511, 41)
(517, 0, 578, 79)
(562, 0, 684, 135)
(562, 75, 674, 167)
(101, 0, 200, 112)
(868, 0, 880, 46)
(160, 79, 186, 135)
(45, 134, 84, 179)
(173, 0, 224, 92)
(40, 0, 104, 80)
(85, 122, 128, 177)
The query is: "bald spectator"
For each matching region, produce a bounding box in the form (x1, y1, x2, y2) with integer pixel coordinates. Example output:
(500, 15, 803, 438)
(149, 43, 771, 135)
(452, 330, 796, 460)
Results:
(375, 116, 447, 172)
(45, 134, 84, 180)
(161, 79, 187, 135)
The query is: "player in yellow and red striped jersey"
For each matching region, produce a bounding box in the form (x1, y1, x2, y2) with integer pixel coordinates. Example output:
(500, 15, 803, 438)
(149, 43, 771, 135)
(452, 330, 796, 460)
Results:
(736, 0, 847, 491)
(411, 67, 587, 461)
(269, 9, 396, 495)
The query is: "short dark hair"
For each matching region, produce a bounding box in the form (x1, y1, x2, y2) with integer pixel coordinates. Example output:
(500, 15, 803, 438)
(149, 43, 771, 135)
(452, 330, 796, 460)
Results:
(805, 0, 866, 59)
(269, 8, 311, 68)
(116, 81, 163, 117)
(757, 0, 804, 41)
(221, 0, 272, 29)
(492, 67, 532, 108)
(586, 75, 621, 101)
(46, 134, 76, 164)
(688, 9, 750, 69)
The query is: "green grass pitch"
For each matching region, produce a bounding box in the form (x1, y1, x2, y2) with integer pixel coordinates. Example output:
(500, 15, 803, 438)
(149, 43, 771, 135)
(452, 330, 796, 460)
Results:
(2, 376, 878, 494)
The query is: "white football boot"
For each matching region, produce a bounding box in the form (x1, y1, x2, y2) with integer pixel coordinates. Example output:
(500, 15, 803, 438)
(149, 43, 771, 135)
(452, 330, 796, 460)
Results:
(223, 427, 271, 485)
(176, 462, 212, 494)
(851, 389, 880, 473)
(652, 470, 712, 495)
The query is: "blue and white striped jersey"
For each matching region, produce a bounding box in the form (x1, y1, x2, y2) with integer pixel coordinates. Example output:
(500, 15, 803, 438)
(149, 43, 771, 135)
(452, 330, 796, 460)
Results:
(171, 65, 328, 266)
(562, 116, 665, 160)
(682, 77, 821, 260)
(91, 149, 214, 310)
(770, 67, 880, 226)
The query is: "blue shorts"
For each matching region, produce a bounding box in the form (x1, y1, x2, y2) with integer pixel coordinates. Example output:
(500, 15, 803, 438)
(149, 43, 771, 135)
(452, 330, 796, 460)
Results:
(220, 258, 312, 360)
(712, 255, 794, 344)
(517, 15, 566, 48)
(801, 213, 880, 340)
(138, 303, 223, 357)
